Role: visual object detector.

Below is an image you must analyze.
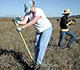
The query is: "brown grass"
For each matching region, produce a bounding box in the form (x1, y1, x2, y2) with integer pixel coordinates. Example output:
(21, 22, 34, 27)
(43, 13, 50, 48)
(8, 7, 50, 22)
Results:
(0, 18, 80, 70)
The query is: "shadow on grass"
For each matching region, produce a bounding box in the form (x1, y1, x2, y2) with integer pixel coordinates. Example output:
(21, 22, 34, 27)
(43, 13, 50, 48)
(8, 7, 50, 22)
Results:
(0, 48, 33, 70)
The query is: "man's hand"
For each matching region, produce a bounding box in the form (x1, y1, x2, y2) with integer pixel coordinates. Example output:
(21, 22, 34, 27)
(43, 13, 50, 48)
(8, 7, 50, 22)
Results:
(68, 19, 76, 25)
(16, 26, 24, 32)
(12, 18, 19, 26)
(12, 18, 18, 23)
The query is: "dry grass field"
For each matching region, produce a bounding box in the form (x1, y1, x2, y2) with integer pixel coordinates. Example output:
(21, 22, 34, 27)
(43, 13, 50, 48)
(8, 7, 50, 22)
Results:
(0, 17, 80, 70)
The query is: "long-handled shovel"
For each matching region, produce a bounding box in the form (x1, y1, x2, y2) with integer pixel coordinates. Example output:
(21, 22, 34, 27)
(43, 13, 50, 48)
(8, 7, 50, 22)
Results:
(13, 19, 33, 61)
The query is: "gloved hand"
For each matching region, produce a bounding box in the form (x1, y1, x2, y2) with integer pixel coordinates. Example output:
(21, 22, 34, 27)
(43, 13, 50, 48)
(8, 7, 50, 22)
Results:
(16, 26, 24, 32)
(12, 18, 18, 23)
(12, 18, 19, 26)
(68, 19, 76, 25)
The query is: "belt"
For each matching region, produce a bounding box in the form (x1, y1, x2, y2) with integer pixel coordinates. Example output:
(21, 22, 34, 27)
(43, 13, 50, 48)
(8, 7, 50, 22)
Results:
(61, 29, 69, 31)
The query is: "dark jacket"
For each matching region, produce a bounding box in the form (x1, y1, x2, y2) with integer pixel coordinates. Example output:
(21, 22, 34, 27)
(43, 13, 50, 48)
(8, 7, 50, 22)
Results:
(60, 16, 68, 29)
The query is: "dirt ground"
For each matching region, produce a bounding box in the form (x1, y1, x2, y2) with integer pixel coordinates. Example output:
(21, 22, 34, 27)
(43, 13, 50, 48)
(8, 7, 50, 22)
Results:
(0, 18, 80, 70)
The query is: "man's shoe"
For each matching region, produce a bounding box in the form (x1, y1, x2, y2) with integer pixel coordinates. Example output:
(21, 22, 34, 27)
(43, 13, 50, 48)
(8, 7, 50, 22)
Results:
(30, 61, 36, 69)
(66, 45, 72, 49)
(34, 64, 41, 70)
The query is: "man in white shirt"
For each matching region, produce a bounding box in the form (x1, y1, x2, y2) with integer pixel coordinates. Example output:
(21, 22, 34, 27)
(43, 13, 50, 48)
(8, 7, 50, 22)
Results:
(13, 1, 52, 70)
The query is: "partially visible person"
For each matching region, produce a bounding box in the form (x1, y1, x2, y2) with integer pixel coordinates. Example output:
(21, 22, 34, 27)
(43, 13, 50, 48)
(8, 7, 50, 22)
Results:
(57, 18, 60, 24)
(58, 9, 75, 49)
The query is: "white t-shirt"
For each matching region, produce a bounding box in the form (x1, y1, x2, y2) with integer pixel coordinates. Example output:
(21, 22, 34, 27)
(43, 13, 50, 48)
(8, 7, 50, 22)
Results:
(25, 8, 52, 33)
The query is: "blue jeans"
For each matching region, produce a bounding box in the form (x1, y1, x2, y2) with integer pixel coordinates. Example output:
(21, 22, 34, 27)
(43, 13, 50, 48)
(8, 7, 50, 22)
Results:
(58, 30, 75, 47)
(34, 26, 52, 65)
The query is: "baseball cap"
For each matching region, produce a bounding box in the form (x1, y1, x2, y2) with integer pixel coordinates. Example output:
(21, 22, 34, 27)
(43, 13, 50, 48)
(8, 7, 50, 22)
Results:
(24, 1, 33, 13)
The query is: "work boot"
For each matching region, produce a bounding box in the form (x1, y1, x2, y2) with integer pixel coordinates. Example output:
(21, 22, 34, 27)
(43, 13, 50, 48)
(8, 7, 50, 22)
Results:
(34, 64, 41, 70)
(66, 45, 72, 49)
(30, 61, 36, 69)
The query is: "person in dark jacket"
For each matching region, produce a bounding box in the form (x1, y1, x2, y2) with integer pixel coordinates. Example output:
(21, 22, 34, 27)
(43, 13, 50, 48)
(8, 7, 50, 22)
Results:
(58, 9, 75, 49)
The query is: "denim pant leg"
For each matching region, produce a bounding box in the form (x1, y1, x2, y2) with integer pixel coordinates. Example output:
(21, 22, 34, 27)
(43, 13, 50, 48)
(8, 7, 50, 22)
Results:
(36, 27, 52, 65)
(58, 31, 66, 47)
(66, 31, 75, 46)
(34, 32, 41, 62)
